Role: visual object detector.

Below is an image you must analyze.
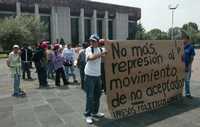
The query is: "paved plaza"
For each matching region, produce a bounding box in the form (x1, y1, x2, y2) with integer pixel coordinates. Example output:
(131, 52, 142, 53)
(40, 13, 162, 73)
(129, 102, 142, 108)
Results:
(0, 50, 200, 127)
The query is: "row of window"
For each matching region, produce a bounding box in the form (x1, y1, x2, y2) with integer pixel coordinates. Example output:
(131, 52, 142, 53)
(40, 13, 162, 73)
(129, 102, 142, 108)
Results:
(71, 18, 137, 43)
(71, 18, 114, 43)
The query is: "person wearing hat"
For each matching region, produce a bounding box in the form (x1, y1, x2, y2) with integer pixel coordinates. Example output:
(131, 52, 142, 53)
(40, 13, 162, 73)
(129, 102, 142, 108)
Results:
(52, 44, 68, 87)
(32, 41, 49, 88)
(7, 45, 25, 97)
(183, 34, 195, 99)
(84, 34, 107, 124)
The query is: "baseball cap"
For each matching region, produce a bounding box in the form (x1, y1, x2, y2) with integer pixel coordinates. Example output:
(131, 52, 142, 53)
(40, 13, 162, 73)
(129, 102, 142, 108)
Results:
(39, 41, 48, 49)
(89, 34, 100, 42)
(53, 44, 60, 50)
(13, 45, 19, 48)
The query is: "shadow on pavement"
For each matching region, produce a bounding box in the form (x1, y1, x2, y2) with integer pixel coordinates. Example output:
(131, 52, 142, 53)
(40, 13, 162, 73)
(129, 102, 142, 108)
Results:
(94, 97, 200, 127)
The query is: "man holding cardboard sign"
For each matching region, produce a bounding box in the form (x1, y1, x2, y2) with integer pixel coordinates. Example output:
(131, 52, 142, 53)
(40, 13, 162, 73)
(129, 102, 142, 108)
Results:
(84, 34, 107, 124)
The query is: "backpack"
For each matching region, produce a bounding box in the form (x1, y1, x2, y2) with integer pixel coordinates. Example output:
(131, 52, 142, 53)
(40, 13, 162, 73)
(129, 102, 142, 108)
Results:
(63, 59, 73, 66)
(77, 47, 103, 68)
(77, 50, 86, 68)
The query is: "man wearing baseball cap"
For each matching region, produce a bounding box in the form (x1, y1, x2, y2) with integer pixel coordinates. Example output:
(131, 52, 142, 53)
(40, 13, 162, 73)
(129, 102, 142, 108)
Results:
(32, 41, 49, 88)
(7, 45, 25, 97)
(84, 34, 107, 124)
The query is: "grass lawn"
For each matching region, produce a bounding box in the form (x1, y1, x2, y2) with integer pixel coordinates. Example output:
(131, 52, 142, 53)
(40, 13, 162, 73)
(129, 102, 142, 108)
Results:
(0, 54, 8, 59)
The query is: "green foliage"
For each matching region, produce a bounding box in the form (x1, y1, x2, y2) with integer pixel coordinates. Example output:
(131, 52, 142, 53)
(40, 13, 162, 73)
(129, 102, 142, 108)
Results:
(134, 22, 199, 43)
(0, 16, 47, 50)
(146, 28, 169, 40)
(182, 22, 198, 33)
(182, 22, 199, 44)
(135, 23, 147, 40)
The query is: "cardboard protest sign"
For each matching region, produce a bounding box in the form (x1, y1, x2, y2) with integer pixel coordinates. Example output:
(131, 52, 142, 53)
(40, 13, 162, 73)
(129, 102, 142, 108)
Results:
(104, 40, 185, 119)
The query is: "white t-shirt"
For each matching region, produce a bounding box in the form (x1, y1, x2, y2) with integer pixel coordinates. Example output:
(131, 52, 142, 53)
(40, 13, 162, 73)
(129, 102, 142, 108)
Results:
(84, 47, 102, 76)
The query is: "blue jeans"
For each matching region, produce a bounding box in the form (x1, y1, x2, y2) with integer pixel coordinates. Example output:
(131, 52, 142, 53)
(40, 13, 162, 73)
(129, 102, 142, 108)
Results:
(64, 66, 76, 81)
(84, 75, 102, 117)
(185, 68, 192, 96)
(13, 74, 20, 94)
(47, 62, 54, 79)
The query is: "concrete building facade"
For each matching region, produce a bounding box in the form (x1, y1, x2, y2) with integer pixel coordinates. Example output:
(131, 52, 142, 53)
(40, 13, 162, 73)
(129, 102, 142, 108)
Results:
(0, 0, 141, 44)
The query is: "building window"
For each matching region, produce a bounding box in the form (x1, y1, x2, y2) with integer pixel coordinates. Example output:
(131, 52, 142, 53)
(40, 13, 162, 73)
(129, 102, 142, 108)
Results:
(97, 19, 103, 38)
(71, 17, 79, 44)
(85, 18, 91, 42)
(108, 20, 113, 40)
(40, 16, 51, 41)
(128, 21, 137, 40)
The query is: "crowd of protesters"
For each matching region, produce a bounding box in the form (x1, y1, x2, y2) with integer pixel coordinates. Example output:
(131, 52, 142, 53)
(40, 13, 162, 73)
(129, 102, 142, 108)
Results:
(6, 34, 107, 96)
(6, 32, 195, 124)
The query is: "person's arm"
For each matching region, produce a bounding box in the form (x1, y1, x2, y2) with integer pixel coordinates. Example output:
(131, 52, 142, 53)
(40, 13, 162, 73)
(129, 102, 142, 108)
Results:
(7, 58, 11, 67)
(186, 47, 195, 72)
(87, 49, 107, 61)
(190, 47, 195, 64)
(62, 49, 66, 59)
(190, 56, 194, 64)
(7, 53, 12, 67)
(185, 56, 194, 72)
(87, 52, 104, 61)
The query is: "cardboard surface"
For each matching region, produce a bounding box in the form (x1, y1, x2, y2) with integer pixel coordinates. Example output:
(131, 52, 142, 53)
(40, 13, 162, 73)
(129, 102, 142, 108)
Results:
(104, 40, 185, 119)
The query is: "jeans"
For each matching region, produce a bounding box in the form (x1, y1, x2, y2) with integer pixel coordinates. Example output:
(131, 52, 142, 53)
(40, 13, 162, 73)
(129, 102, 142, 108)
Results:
(185, 67, 192, 96)
(22, 61, 31, 79)
(64, 66, 76, 81)
(55, 67, 68, 86)
(84, 75, 102, 117)
(35, 62, 48, 87)
(47, 62, 54, 79)
(13, 74, 20, 94)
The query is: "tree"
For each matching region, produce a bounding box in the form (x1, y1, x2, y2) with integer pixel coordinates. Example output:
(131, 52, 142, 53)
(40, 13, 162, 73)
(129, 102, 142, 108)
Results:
(182, 22, 198, 33)
(145, 28, 169, 40)
(135, 23, 147, 40)
(0, 16, 47, 50)
(147, 29, 161, 40)
(182, 22, 199, 44)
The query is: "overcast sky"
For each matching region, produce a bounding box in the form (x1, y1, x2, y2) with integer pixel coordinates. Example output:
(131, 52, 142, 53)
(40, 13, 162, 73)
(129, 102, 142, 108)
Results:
(91, 0, 199, 32)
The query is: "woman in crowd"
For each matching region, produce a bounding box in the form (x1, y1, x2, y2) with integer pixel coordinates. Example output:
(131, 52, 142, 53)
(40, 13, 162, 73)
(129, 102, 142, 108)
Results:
(63, 43, 78, 83)
(47, 45, 55, 79)
(52, 44, 68, 87)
